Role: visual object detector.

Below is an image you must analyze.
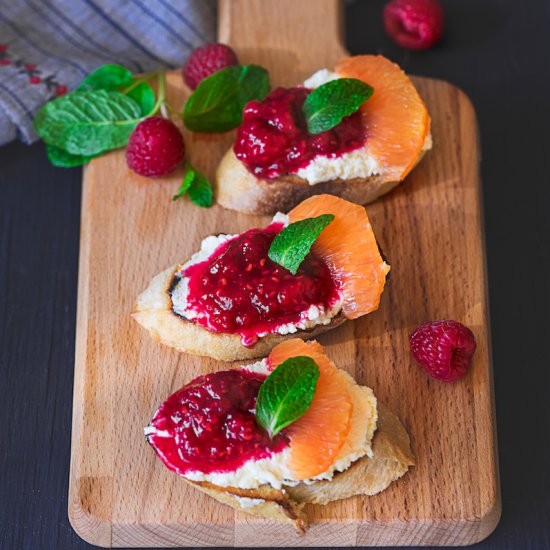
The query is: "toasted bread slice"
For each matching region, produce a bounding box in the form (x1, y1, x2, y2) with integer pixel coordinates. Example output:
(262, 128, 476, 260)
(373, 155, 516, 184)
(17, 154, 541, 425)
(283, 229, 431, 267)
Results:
(186, 402, 414, 532)
(215, 147, 428, 215)
(132, 265, 346, 361)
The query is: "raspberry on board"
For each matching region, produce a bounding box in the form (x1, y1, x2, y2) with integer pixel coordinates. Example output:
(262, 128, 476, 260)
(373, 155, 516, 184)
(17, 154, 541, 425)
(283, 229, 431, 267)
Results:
(126, 117, 185, 178)
(409, 320, 476, 382)
(383, 0, 444, 50)
(183, 43, 239, 90)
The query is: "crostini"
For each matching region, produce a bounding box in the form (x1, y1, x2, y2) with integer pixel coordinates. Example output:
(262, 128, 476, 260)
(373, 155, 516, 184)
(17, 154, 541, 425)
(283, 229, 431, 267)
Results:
(216, 55, 431, 214)
(133, 195, 390, 361)
(145, 339, 414, 531)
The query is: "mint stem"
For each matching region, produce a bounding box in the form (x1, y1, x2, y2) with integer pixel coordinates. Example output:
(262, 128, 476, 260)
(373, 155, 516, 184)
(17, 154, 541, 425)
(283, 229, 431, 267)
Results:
(160, 103, 170, 120)
(121, 68, 169, 119)
(150, 69, 166, 116)
(120, 71, 157, 95)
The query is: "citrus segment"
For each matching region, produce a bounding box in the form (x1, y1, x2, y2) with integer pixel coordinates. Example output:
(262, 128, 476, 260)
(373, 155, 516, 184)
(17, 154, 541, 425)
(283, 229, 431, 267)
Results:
(289, 194, 389, 319)
(335, 55, 430, 180)
(267, 339, 353, 480)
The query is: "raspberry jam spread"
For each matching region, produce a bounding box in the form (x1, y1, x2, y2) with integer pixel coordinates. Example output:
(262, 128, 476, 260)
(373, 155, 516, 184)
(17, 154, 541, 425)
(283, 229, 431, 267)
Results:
(146, 369, 288, 475)
(233, 86, 366, 179)
(175, 222, 340, 346)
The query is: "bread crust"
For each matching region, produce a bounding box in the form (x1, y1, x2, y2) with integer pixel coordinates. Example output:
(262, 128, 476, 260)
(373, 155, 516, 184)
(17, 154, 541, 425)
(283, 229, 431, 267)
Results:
(215, 148, 405, 215)
(185, 402, 414, 532)
(132, 265, 347, 361)
(186, 480, 308, 532)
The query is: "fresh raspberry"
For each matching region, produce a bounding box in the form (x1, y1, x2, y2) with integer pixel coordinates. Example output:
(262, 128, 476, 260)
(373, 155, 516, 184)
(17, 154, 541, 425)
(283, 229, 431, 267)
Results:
(383, 0, 444, 50)
(183, 43, 239, 89)
(29, 76, 41, 84)
(126, 117, 185, 177)
(410, 320, 476, 382)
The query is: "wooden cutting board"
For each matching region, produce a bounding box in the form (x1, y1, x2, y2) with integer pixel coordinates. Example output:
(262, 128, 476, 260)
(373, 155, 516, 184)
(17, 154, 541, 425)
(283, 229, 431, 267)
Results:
(68, 0, 500, 546)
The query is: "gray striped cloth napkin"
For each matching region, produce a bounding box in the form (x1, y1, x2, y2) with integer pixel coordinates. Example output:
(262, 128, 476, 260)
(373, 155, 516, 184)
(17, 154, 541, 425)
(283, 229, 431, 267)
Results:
(0, 0, 217, 146)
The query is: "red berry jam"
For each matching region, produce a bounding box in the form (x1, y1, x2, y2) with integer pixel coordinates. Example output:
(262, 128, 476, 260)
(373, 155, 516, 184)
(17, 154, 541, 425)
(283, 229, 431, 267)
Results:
(146, 369, 288, 475)
(175, 222, 340, 347)
(234, 87, 366, 179)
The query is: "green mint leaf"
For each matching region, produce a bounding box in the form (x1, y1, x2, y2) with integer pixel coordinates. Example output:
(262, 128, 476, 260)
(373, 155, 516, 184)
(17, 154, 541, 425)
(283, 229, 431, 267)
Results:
(183, 65, 270, 132)
(256, 356, 320, 438)
(125, 81, 156, 116)
(303, 78, 373, 134)
(77, 64, 133, 91)
(172, 165, 196, 201)
(172, 163, 213, 207)
(33, 90, 142, 156)
(268, 214, 334, 274)
(46, 144, 98, 167)
(188, 170, 213, 207)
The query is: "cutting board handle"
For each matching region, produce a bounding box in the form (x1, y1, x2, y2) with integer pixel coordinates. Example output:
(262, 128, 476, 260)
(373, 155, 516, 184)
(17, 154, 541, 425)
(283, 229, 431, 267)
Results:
(218, 0, 348, 85)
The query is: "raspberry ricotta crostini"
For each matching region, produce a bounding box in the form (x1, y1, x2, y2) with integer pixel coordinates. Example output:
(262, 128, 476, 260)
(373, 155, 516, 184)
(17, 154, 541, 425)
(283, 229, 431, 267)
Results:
(145, 339, 414, 531)
(216, 55, 432, 214)
(132, 195, 390, 361)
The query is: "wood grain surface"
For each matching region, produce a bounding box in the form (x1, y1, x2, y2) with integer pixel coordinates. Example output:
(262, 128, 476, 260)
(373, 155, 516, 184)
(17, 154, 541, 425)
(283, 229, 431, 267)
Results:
(68, 0, 500, 546)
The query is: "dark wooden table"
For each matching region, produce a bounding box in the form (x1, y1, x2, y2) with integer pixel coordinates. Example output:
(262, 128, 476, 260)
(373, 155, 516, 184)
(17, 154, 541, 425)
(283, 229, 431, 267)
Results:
(1, 1, 549, 549)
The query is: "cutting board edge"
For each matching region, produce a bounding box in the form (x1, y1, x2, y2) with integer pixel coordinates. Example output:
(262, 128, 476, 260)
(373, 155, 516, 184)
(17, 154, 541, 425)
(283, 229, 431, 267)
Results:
(68, 167, 114, 548)
(455, 78, 502, 536)
(65, 510, 503, 548)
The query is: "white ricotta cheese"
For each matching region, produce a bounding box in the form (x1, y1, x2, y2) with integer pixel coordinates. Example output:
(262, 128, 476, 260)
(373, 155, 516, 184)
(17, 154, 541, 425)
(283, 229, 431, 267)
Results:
(233, 496, 266, 509)
(184, 446, 294, 490)
(303, 68, 340, 88)
(271, 211, 290, 225)
(268, 301, 343, 337)
(295, 149, 381, 185)
(170, 212, 343, 339)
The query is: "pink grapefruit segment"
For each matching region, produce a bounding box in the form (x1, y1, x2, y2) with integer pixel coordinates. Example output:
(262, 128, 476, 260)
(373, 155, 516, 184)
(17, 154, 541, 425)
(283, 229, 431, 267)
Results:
(267, 339, 353, 480)
(289, 194, 389, 320)
(335, 54, 431, 180)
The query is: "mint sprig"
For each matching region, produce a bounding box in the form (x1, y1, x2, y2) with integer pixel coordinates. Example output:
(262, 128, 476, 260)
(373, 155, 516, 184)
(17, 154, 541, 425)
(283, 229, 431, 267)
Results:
(183, 65, 270, 132)
(303, 78, 373, 134)
(34, 90, 143, 156)
(256, 356, 320, 438)
(172, 165, 195, 200)
(173, 163, 213, 207)
(188, 171, 213, 207)
(268, 214, 334, 274)
(34, 64, 165, 166)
